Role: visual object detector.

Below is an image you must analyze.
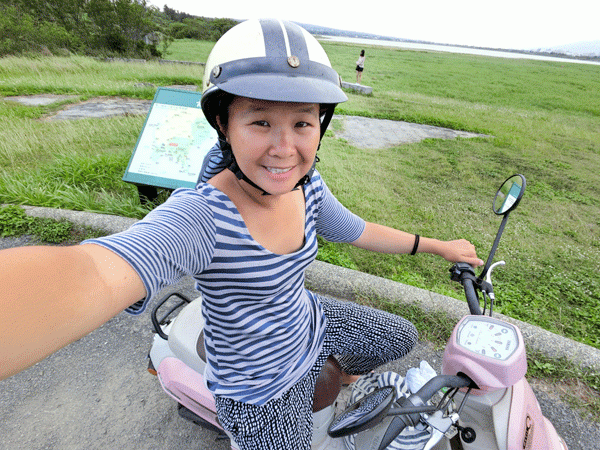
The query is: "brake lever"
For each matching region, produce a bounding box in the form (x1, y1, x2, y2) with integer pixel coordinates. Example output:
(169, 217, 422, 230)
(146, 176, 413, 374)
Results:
(485, 260, 506, 293)
(482, 261, 505, 315)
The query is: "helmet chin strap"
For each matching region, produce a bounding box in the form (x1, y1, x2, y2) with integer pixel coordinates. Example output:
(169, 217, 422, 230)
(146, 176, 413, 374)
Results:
(220, 138, 319, 196)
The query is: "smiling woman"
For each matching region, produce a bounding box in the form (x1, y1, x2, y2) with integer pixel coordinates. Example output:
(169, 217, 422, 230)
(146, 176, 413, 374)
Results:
(0, 19, 483, 450)
(215, 98, 321, 199)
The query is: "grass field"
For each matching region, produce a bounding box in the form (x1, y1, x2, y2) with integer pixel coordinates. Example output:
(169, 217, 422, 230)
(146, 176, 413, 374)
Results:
(1, 40, 599, 355)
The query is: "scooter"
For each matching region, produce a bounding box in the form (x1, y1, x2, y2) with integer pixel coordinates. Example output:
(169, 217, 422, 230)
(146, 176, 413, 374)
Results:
(328, 174, 568, 450)
(147, 174, 568, 450)
(148, 271, 349, 447)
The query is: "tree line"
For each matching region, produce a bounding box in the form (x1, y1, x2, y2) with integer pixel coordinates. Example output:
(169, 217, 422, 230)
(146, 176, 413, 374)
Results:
(0, 0, 238, 58)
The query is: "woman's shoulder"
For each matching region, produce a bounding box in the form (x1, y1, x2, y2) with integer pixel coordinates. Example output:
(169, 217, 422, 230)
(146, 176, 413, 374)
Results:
(305, 169, 325, 192)
(304, 170, 333, 208)
(141, 185, 225, 225)
(171, 184, 227, 203)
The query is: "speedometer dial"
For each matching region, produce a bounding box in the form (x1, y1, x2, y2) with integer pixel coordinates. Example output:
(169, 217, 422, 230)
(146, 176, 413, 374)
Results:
(457, 317, 519, 361)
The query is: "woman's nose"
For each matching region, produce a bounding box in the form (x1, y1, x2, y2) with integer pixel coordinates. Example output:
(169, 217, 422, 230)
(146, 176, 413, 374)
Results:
(268, 127, 295, 157)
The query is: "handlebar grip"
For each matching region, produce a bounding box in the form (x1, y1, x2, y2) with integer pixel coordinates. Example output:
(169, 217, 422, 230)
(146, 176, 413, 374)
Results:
(377, 416, 411, 450)
(461, 276, 482, 315)
(450, 262, 482, 315)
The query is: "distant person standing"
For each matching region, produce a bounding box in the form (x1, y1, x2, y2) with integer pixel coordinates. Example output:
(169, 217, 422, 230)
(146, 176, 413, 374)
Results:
(356, 49, 365, 84)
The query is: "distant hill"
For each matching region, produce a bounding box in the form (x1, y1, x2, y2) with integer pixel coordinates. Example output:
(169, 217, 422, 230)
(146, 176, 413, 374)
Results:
(295, 22, 600, 62)
(294, 22, 414, 43)
(538, 41, 600, 58)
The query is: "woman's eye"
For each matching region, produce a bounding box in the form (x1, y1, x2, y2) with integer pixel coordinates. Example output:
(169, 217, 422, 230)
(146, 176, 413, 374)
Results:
(297, 121, 316, 128)
(253, 120, 269, 127)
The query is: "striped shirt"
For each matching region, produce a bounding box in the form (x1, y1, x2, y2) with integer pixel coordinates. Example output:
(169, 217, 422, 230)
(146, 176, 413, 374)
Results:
(197, 142, 224, 184)
(85, 171, 365, 405)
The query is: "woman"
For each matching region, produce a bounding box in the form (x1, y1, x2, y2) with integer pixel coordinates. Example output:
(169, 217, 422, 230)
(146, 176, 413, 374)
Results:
(356, 49, 366, 83)
(0, 19, 482, 450)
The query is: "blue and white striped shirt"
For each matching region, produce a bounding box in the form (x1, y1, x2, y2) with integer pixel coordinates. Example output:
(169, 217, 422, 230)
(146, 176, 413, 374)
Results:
(85, 171, 365, 405)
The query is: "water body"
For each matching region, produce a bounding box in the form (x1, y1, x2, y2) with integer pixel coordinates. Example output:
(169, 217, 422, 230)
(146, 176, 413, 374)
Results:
(322, 36, 600, 66)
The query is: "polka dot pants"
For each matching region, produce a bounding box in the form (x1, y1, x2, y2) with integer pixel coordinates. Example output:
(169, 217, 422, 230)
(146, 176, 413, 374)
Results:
(214, 295, 418, 450)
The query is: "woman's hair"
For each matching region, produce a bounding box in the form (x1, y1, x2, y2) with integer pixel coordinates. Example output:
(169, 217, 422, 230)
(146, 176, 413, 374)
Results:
(360, 50, 365, 56)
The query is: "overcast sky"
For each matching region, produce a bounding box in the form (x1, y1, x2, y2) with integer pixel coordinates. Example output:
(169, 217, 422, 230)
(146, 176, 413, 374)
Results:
(146, 0, 598, 50)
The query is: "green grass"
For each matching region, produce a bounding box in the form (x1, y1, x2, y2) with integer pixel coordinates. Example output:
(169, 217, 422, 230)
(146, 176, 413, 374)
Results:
(0, 42, 599, 354)
(0, 54, 204, 97)
(163, 38, 214, 63)
(0, 204, 105, 244)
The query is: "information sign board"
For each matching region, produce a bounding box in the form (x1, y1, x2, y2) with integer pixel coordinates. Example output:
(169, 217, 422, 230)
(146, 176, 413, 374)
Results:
(122, 87, 218, 190)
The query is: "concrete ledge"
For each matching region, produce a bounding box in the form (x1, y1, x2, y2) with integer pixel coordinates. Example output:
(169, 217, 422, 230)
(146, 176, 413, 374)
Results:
(341, 81, 373, 94)
(13, 205, 600, 373)
(20, 205, 138, 235)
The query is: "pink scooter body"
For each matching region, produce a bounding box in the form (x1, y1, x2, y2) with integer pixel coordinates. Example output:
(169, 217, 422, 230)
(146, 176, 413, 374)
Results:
(149, 297, 240, 447)
(441, 315, 568, 450)
(156, 357, 221, 430)
(508, 378, 566, 450)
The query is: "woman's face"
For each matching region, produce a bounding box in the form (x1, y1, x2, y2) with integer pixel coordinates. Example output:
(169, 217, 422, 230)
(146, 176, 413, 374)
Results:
(219, 96, 321, 196)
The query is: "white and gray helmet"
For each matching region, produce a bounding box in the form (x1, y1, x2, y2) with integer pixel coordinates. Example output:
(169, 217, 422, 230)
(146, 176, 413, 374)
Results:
(201, 18, 347, 138)
(200, 19, 348, 193)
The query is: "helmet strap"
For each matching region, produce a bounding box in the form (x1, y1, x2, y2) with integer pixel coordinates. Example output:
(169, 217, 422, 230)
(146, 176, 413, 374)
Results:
(220, 138, 319, 196)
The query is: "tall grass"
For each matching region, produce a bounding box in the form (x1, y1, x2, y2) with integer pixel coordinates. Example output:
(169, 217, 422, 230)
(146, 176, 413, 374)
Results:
(0, 54, 204, 97)
(0, 44, 598, 350)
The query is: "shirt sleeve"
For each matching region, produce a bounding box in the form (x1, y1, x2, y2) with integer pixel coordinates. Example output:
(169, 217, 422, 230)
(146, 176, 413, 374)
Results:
(197, 142, 226, 185)
(82, 189, 216, 314)
(313, 175, 366, 243)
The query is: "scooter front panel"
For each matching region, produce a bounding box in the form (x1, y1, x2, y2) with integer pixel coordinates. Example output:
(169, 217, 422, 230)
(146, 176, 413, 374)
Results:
(507, 379, 568, 450)
(442, 315, 527, 390)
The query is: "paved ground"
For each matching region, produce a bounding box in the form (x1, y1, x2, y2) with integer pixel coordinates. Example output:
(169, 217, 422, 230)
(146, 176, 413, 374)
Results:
(2, 212, 600, 450)
(1, 93, 599, 449)
(331, 114, 487, 149)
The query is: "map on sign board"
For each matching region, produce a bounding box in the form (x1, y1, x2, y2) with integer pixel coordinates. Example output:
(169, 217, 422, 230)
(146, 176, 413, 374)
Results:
(123, 87, 218, 190)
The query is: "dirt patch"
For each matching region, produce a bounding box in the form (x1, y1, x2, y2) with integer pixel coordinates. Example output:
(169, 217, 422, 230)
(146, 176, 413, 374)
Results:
(4, 91, 488, 148)
(332, 115, 488, 148)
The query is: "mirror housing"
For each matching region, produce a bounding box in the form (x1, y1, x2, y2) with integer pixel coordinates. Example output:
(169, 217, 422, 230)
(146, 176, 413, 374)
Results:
(328, 386, 395, 438)
(493, 174, 526, 215)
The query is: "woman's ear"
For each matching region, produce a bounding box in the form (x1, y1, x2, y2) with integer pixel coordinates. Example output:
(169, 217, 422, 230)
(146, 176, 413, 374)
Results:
(216, 115, 228, 140)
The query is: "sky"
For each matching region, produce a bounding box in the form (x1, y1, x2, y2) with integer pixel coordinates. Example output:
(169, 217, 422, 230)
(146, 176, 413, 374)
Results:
(146, 0, 599, 50)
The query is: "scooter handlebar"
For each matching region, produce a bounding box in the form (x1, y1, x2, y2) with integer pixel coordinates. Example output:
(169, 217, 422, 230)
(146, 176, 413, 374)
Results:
(376, 374, 472, 450)
(450, 263, 482, 315)
(461, 276, 482, 315)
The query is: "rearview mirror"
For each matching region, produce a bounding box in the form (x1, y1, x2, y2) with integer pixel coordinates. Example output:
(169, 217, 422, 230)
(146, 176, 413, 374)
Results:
(493, 174, 526, 215)
(328, 386, 395, 438)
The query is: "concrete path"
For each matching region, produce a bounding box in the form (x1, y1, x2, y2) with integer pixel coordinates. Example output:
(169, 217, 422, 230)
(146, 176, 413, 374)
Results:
(332, 115, 487, 149)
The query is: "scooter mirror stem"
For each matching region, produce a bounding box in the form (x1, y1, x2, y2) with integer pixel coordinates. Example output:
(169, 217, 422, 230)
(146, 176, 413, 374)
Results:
(478, 212, 510, 283)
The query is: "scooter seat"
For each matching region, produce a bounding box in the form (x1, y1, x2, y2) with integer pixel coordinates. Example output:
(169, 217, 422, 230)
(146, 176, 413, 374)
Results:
(313, 356, 342, 412)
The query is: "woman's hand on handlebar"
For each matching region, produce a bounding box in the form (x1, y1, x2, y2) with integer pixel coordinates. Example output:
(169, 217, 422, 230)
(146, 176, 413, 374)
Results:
(436, 239, 484, 267)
